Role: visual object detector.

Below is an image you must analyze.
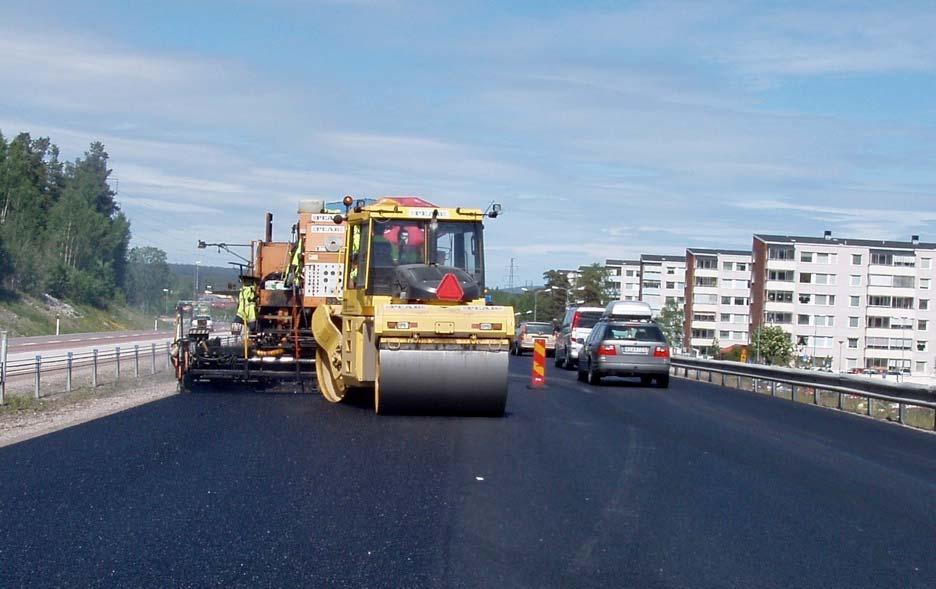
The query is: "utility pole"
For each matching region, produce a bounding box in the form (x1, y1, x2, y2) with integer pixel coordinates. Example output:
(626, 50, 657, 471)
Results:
(194, 261, 201, 302)
(507, 258, 516, 291)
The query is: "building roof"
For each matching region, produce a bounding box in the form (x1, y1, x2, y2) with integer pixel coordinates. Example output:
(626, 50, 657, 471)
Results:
(753, 234, 936, 250)
(686, 247, 752, 257)
(604, 258, 640, 266)
(641, 254, 686, 263)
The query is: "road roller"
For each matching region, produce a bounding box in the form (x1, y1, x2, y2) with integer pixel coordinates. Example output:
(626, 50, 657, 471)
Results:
(312, 196, 515, 415)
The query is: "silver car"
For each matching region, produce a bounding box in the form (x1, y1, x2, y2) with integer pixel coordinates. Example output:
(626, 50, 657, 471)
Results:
(577, 321, 670, 387)
(512, 321, 556, 356)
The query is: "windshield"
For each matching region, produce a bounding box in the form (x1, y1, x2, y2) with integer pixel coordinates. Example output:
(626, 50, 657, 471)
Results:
(605, 325, 666, 342)
(525, 323, 553, 335)
(368, 219, 485, 294)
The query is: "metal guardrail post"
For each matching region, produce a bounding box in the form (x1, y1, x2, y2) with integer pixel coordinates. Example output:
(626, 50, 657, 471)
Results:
(115, 346, 121, 382)
(165, 342, 171, 368)
(0, 330, 7, 405)
(66, 352, 73, 392)
(35, 355, 41, 399)
(92, 349, 98, 387)
(151, 343, 156, 375)
(134, 345, 140, 378)
(770, 380, 777, 396)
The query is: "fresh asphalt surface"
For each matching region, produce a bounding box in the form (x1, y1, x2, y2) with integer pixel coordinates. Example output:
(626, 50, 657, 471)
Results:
(1, 356, 934, 588)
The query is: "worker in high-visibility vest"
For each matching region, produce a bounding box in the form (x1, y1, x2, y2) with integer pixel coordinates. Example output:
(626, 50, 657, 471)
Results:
(234, 282, 257, 331)
(285, 239, 303, 290)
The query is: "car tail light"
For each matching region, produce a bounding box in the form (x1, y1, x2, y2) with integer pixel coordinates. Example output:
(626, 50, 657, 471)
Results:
(598, 344, 617, 356)
(571, 313, 580, 329)
(653, 346, 670, 358)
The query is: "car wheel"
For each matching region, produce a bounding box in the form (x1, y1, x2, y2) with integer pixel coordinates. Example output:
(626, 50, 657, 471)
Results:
(577, 360, 587, 382)
(587, 361, 602, 386)
(562, 347, 572, 370)
(640, 375, 653, 387)
(554, 349, 563, 367)
(655, 375, 670, 389)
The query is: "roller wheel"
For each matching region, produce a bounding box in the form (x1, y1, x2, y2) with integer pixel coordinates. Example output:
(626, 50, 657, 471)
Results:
(316, 347, 346, 403)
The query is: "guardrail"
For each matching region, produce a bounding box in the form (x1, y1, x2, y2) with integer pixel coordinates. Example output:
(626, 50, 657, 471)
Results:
(0, 333, 235, 403)
(670, 357, 936, 432)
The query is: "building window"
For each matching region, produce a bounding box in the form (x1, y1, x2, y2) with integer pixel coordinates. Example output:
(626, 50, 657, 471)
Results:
(850, 275, 861, 286)
(813, 294, 835, 306)
(917, 341, 928, 352)
(921, 299, 929, 310)
(626, 270, 635, 277)
(798, 314, 810, 325)
(915, 361, 927, 373)
(922, 258, 932, 269)
(695, 277, 717, 287)
(893, 276, 915, 288)
(800, 252, 813, 263)
(850, 296, 860, 307)
(768, 246, 795, 260)
(766, 312, 792, 324)
(736, 263, 748, 271)
(848, 338, 858, 349)
(721, 296, 731, 305)
(922, 278, 931, 290)
(852, 254, 862, 265)
(719, 330, 730, 338)
(799, 272, 812, 283)
(734, 297, 748, 306)
(816, 253, 835, 264)
(849, 316, 860, 328)
(768, 270, 794, 281)
(667, 267, 676, 275)
(767, 290, 793, 303)
(867, 316, 891, 329)
(722, 262, 733, 271)
(919, 320, 928, 331)
(814, 273, 835, 285)
(666, 282, 675, 289)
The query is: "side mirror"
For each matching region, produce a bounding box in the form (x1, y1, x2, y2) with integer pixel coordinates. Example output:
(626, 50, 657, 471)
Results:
(486, 203, 502, 218)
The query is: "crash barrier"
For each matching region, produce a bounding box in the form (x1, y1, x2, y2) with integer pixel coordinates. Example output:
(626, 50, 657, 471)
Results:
(0, 335, 236, 402)
(670, 357, 936, 432)
(529, 338, 547, 389)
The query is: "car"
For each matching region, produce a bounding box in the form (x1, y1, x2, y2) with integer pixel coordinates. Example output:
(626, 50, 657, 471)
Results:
(512, 321, 556, 356)
(577, 319, 670, 387)
(554, 306, 605, 369)
(191, 314, 213, 331)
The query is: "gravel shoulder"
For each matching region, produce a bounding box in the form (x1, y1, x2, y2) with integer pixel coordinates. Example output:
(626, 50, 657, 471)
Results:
(0, 376, 178, 448)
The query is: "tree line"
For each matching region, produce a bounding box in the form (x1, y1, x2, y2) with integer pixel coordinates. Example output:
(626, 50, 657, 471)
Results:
(0, 130, 171, 313)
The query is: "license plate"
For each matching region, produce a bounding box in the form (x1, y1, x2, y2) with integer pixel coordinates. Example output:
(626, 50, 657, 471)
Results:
(621, 346, 646, 354)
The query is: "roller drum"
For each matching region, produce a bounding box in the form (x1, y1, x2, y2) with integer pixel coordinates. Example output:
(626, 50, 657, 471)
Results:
(377, 348, 508, 416)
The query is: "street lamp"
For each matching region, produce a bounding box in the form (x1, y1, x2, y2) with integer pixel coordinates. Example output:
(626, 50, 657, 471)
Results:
(194, 261, 201, 301)
(163, 288, 172, 315)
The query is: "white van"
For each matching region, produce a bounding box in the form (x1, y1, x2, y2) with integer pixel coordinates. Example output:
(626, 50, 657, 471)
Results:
(554, 306, 606, 369)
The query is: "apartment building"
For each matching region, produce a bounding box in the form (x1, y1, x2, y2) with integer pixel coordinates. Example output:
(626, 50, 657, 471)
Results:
(640, 254, 686, 315)
(751, 233, 936, 374)
(604, 259, 642, 300)
(684, 248, 753, 354)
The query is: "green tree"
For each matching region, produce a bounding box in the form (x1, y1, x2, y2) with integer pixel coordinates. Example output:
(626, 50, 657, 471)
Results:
(126, 246, 171, 313)
(706, 337, 721, 359)
(752, 326, 794, 366)
(574, 263, 612, 307)
(657, 299, 685, 348)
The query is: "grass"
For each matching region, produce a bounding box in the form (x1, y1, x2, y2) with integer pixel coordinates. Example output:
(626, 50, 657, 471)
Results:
(0, 291, 158, 337)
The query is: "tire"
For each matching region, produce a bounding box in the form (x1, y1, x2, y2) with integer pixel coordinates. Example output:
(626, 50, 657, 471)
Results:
(562, 347, 573, 370)
(577, 361, 587, 382)
(587, 360, 602, 386)
(554, 350, 563, 368)
(655, 375, 670, 389)
(640, 375, 653, 387)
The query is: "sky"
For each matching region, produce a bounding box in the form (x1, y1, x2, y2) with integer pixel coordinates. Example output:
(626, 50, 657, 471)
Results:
(2, 0, 935, 287)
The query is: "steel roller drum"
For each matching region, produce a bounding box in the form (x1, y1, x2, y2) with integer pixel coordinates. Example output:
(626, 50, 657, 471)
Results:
(376, 348, 508, 416)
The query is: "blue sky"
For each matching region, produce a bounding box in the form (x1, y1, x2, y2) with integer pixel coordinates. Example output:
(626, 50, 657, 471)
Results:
(2, 0, 935, 286)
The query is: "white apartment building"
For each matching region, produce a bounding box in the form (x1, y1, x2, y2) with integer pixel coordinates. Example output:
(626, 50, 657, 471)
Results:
(684, 248, 753, 354)
(751, 233, 936, 374)
(640, 254, 686, 315)
(604, 259, 642, 301)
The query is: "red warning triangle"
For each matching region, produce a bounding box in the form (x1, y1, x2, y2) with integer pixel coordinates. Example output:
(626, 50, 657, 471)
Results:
(436, 273, 464, 301)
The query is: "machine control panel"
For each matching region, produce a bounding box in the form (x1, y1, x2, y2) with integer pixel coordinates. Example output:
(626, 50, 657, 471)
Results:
(305, 263, 344, 298)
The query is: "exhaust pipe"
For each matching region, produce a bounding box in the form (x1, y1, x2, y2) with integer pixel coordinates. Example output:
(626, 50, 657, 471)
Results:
(265, 212, 273, 243)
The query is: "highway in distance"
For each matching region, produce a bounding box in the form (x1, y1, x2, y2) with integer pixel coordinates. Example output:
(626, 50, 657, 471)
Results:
(1, 356, 934, 588)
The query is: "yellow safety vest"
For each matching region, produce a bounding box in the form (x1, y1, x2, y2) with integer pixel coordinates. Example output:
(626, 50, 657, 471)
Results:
(237, 285, 257, 323)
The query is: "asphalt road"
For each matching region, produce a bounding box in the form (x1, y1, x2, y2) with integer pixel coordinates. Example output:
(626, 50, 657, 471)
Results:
(5, 330, 174, 358)
(1, 356, 934, 588)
